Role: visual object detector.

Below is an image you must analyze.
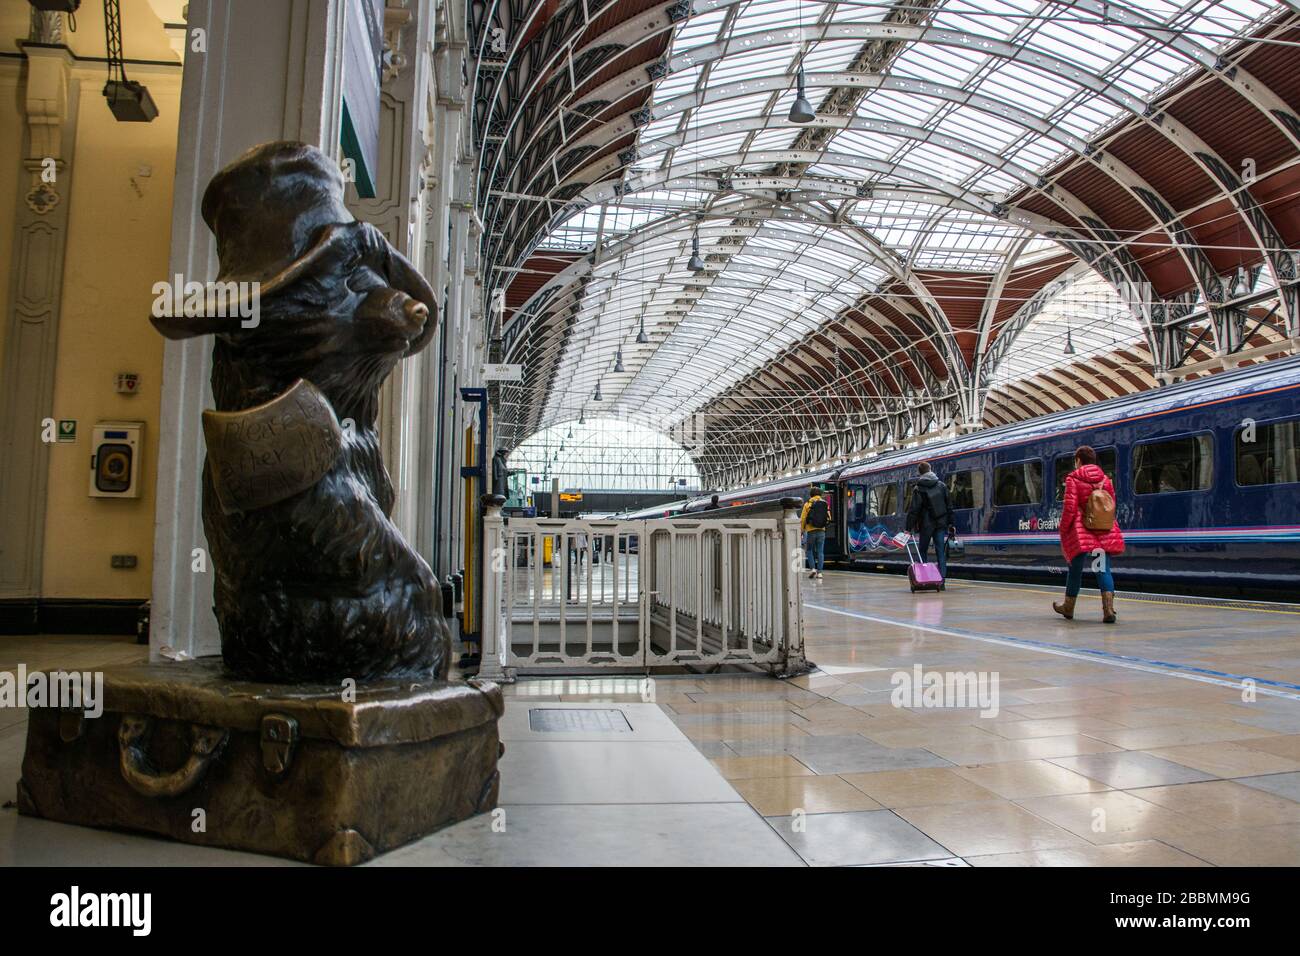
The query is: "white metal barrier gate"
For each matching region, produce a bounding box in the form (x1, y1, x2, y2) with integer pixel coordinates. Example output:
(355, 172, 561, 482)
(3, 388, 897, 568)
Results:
(477, 500, 806, 680)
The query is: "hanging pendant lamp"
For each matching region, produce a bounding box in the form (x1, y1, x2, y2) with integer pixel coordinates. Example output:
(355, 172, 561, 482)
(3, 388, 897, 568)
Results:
(788, 68, 815, 124)
(614, 348, 625, 373)
(636, 316, 649, 344)
(687, 231, 706, 272)
(1063, 327, 1076, 356)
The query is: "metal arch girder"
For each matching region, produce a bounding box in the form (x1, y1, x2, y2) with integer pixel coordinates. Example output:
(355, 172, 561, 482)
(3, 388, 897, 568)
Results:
(1055, 361, 1129, 403)
(531, 283, 935, 410)
(650, 18, 1271, 299)
(488, 5, 1300, 332)
(504, 190, 1185, 440)
(1000, 376, 1072, 418)
(969, 235, 1038, 422)
(1086, 123, 1285, 331)
(473, 0, 654, 198)
(985, 384, 1050, 424)
(518, 287, 852, 374)
(500, 193, 873, 348)
(778, 351, 853, 423)
(510, 185, 993, 385)
(1064, 0, 1300, 153)
(646, 70, 1090, 157)
(476, 4, 669, 268)
(637, 112, 1042, 191)
(1193, 149, 1297, 313)
(836, 216, 973, 390)
(843, 299, 950, 401)
(578, 148, 1170, 340)
(980, 260, 1097, 386)
(616, 152, 1004, 217)
(643, 104, 1236, 330)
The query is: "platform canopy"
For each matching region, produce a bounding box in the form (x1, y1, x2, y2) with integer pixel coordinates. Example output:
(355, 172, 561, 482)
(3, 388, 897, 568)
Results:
(471, 0, 1300, 487)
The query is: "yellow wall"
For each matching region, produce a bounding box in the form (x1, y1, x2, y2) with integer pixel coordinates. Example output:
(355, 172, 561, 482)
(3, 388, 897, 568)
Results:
(38, 67, 181, 599)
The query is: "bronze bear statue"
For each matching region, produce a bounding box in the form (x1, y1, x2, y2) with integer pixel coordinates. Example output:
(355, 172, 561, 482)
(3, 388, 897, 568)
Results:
(152, 141, 449, 683)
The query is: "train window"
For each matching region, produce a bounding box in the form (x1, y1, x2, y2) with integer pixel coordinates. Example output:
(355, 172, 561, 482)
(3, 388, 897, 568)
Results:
(1133, 434, 1213, 494)
(993, 460, 1043, 506)
(1054, 448, 1117, 500)
(869, 483, 898, 516)
(946, 470, 984, 510)
(1236, 418, 1300, 486)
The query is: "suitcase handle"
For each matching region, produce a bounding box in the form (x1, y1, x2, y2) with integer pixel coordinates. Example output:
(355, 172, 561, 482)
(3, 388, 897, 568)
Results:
(118, 715, 229, 799)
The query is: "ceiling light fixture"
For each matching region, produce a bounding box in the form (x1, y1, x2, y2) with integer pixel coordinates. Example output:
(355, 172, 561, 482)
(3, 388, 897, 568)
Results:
(636, 316, 649, 344)
(593, 381, 603, 401)
(688, 231, 705, 272)
(788, 68, 815, 124)
(1232, 266, 1249, 297)
(614, 348, 625, 373)
(1063, 327, 1076, 356)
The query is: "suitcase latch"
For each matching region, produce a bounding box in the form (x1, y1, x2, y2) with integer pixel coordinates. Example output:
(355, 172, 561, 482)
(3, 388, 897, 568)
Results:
(260, 713, 299, 776)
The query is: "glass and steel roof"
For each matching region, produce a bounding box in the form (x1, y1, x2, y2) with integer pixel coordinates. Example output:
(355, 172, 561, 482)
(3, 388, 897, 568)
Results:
(494, 0, 1284, 462)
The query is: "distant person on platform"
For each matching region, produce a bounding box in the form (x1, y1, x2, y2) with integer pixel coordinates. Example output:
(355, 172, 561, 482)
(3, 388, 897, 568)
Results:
(905, 461, 955, 587)
(800, 487, 831, 580)
(1054, 444, 1124, 624)
(705, 494, 720, 510)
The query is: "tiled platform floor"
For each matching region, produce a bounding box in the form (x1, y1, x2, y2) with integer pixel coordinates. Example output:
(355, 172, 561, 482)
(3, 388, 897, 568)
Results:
(658, 572, 1300, 866)
(0, 639, 798, 866)
(3, 571, 1299, 866)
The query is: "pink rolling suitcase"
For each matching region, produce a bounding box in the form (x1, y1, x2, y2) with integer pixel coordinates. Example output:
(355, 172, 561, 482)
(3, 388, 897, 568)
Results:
(905, 537, 944, 592)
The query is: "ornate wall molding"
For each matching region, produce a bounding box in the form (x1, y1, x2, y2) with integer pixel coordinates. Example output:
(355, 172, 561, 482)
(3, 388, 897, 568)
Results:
(0, 40, 77, 598)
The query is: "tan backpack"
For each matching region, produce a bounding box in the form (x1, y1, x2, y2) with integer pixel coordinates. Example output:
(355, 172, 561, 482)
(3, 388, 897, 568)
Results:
(1083, 478, 1116, 532)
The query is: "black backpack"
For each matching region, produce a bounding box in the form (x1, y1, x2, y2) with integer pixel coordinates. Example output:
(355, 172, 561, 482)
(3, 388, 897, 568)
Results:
(807, 498, 829, 529)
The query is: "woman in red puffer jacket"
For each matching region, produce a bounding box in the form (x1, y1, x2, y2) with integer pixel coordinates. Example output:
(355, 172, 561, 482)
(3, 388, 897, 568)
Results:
(1053, 445, 1125, 624)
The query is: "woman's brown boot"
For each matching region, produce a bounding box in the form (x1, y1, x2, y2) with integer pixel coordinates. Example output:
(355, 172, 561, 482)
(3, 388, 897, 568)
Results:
(1053, 595, 1076, 620)
(1102, 592, 1117, 624)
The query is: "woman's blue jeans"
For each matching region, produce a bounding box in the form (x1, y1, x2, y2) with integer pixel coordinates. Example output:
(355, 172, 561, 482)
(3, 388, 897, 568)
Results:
(1066, 551, 1115, 596)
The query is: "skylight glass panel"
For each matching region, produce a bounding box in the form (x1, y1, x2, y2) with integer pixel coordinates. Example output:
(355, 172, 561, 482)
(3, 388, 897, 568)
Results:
(933, 108, 1022, 153)
(852, 88, 934, 125)
(671, 7, 728, 50)
(979, 60, 1074, 116)
(800, 39, 871, 71)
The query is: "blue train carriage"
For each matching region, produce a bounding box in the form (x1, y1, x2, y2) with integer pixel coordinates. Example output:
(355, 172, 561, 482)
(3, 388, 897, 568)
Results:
(832, 356, 1300, 598)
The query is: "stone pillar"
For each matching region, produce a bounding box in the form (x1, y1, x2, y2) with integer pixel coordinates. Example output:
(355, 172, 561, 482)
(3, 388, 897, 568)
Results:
(425, 0, 472, 579)
(346, 0, 436, 546)
(0, 16, 77, 599)
(150, 0, 347, 660)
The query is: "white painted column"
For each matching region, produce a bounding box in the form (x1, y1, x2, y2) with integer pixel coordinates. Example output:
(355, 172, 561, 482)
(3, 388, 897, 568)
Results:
(150, 0, 346, 660)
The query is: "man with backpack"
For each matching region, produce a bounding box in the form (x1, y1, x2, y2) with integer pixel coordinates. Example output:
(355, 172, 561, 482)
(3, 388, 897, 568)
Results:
(906, 461, 955, 585)
(800, 486, 831, 580)
(1054, 444, 1125, 623)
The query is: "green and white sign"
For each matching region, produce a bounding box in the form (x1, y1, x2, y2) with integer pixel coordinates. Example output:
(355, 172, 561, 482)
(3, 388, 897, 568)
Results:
(57, 420, 76, 443)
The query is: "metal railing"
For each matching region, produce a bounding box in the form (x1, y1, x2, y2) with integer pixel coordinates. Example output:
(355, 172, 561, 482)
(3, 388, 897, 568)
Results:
(477, 497, 806, 680)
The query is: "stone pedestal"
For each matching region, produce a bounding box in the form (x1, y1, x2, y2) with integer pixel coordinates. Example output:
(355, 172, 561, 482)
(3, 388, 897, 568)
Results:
(17, 660, 502, 865)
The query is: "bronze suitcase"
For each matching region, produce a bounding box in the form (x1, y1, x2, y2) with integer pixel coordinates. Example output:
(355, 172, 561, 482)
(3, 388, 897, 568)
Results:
(18, 660, 503, 865)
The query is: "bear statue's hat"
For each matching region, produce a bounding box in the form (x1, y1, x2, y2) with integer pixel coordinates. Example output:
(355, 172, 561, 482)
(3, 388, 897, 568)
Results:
(152, 140, 439, 343)
(151, 142, 356, 340)
(200, 141, 353, 288)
